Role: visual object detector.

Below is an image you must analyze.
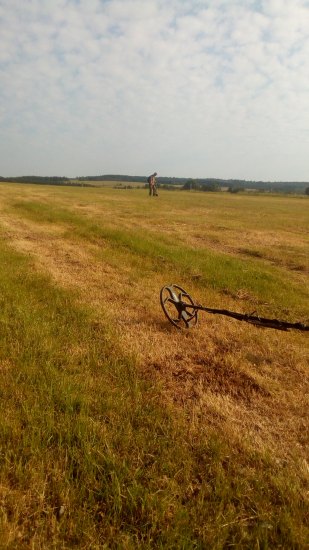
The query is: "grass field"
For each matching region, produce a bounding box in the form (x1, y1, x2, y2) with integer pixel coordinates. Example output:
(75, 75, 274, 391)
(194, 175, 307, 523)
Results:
(0, 183, 308, 549)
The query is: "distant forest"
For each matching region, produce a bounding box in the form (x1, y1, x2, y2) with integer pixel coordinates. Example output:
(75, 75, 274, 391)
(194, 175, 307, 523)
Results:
(77, 175, 309, 193)
(1, 175, 308, 194)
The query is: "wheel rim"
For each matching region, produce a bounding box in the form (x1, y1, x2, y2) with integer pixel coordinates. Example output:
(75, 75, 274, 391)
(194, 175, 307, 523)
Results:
(160, 284, 198, 329)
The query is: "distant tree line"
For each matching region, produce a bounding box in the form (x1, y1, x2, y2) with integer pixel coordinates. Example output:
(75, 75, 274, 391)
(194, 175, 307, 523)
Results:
(182, 179, 220, 191)
(0, 176, 94, 187)
(77, 175, 309, 193)
(1, 175, 308, 194)
(181, 178, 308, 193)
(0, 176, 70, 184)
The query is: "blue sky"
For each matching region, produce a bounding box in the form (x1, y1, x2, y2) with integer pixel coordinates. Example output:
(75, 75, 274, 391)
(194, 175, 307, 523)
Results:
(1, 0, 309, 180)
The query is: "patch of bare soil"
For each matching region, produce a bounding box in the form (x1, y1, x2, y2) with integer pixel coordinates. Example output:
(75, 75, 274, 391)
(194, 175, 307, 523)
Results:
(0, 206, 308, 475)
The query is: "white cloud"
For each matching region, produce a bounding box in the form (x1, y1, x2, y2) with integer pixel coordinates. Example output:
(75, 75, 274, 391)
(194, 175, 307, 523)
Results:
(0, 0, 309, 179)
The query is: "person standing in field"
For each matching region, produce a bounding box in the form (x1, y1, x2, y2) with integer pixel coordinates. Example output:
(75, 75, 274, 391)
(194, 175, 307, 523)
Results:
(148, 172, 158, 196)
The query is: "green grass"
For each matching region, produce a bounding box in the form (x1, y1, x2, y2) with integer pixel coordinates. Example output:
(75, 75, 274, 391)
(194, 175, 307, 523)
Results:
(0, 185, 308, 548)
(0, 234, 308, 548)
(11, 198, 309, 319)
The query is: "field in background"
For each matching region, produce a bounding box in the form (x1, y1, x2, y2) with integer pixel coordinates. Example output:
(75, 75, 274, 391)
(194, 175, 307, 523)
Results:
(70, 179, 145, 188)
(0, 183, 308, 548)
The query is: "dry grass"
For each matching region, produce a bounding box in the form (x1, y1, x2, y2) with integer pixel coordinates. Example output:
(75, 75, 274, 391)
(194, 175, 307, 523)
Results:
(0, 185, 308, 460)
(0, 183, 308, 547)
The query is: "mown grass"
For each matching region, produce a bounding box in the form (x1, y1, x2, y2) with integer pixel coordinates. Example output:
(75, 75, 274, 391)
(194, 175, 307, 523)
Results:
(0, 185, 308, 548)
(1, 240, 306, 549)
(11, 198, 309, 320)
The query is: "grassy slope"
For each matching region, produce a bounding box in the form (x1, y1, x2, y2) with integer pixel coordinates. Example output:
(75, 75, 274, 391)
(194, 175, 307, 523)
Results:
(0, 184, 308, 549)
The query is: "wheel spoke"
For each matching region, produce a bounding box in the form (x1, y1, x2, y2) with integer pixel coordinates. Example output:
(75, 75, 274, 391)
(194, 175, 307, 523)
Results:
(160, 284, 198, 328)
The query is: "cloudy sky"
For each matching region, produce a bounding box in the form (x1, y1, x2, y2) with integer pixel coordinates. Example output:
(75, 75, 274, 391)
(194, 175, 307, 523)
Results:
(1, 0, 309, 180)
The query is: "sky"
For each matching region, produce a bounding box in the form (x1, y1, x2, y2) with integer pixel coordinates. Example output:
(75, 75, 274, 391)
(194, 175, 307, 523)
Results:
(1, 0, 309, 181)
